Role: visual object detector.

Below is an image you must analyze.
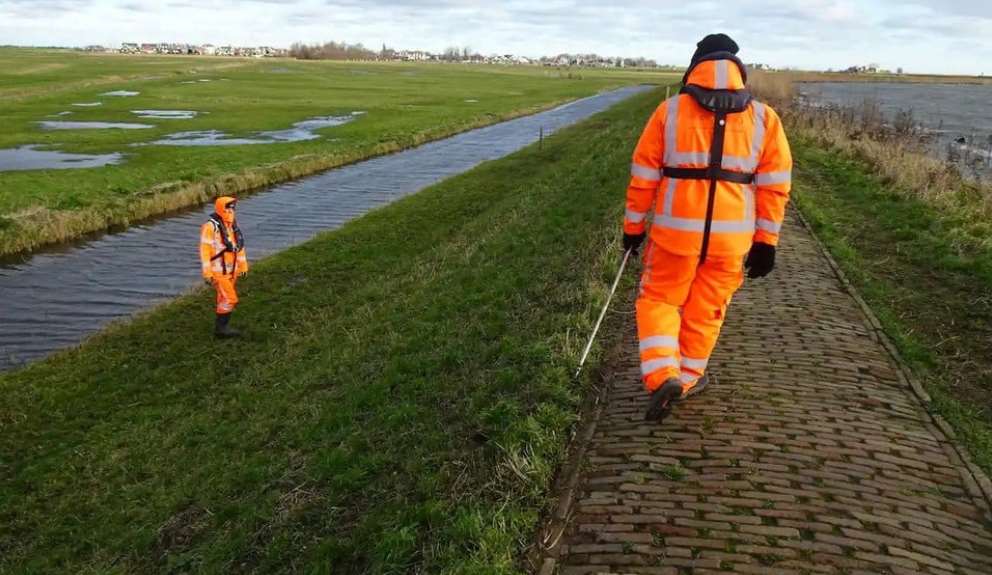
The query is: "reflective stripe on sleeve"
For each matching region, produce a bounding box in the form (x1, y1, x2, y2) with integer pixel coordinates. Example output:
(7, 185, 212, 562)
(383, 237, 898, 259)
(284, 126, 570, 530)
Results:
(642, 356, 679, 376)
(625, 209, 648, 223)
(631, 162, 661, 181)
(754, 171, 791, 185)
(639, 335, 678, 352)
(756, 218, 782, 233)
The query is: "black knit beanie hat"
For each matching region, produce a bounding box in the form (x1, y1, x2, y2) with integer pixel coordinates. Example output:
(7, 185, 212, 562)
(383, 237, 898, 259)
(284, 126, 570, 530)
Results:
(690, 33, 739, 66)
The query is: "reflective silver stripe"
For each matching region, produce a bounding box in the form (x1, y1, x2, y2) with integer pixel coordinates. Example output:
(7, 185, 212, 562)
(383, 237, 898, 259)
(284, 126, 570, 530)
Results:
(638, 240, 654, 295)
(756, 218, 782, 233)
(631, 162, 661, 181)
(200, 239, 214, 245)
(745, 184, 755, 222)
(625, 209, 648, 223)
(748, 102, 766, 171)
(655, 215, 755, 233)
(679, 372, 698, 384)
(681, 356, 708, 369)
(642, 356, 678, 376)
(639, 335, 678, 352)
(715, 60, 728, 90)
(662, 177, 676, 217)
(721, 155, 751, 170)
(754, 171, 791, 185)
(663, 95, 680, 166)
(670, 151, 709, 165)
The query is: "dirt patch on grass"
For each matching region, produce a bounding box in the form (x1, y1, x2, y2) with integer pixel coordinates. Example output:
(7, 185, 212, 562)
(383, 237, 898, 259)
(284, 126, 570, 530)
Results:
(154, 504, 211, 560)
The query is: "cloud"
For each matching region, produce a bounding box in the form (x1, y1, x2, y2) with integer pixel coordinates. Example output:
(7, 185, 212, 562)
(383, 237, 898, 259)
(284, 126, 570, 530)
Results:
(0, 0, 989, 74)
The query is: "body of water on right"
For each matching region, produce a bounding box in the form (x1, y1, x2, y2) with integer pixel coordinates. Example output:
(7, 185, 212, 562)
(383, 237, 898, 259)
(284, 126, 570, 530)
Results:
(799, 81, 992, 178)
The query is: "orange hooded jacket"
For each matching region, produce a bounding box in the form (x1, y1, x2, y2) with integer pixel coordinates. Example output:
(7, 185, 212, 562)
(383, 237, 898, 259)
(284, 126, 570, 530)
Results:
(199, 196, 248, 280)
(623, 55, 792, 258)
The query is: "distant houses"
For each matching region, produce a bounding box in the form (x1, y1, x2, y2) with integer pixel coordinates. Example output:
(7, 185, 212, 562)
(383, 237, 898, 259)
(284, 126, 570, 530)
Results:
(96, 41, 663, 68)
(111, 42, 288, 58)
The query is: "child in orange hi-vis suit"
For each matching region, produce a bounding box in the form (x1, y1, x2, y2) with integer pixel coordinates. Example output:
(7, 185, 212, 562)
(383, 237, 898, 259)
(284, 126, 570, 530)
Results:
(199, 196, 248, 338)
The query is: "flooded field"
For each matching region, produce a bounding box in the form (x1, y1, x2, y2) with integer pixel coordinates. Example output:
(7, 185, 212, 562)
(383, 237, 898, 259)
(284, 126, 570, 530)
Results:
(0, 145, 123, 171)
(38, 120, 153, 130)
(0, 86, 650, 370)
(147, 114, 356, 146)
(799, 82, 992, 176)
(131, 109, 199, 119)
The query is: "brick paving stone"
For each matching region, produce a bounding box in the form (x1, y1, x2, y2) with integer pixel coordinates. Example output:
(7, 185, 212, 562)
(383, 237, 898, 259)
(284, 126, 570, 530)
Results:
(544, 209, 992, 574)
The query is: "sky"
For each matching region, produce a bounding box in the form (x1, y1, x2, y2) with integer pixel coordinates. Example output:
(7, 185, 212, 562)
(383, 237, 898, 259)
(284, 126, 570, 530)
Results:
(1, 0, 990, 75)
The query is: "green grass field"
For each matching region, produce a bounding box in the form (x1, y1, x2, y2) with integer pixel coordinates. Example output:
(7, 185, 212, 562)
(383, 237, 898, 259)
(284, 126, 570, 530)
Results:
(0, 82, 660, 573)
(0, 48, 676, 256)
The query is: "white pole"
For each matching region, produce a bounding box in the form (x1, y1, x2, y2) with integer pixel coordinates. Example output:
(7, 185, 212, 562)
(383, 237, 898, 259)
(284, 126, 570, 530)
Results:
(575, 249, 632, 379)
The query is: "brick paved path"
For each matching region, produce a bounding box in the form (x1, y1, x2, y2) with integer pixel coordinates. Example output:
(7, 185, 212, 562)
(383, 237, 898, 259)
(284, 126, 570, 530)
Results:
(541, 209, 992, 574)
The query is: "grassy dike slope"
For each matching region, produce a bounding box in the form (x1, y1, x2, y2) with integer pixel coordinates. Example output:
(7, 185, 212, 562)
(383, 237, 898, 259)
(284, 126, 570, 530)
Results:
(0, 87, 660, 573)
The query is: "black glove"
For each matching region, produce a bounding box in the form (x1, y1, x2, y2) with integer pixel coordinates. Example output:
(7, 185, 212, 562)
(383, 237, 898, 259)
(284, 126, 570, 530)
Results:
(623, 232, 646, 254)
(745, 242, 776, 278)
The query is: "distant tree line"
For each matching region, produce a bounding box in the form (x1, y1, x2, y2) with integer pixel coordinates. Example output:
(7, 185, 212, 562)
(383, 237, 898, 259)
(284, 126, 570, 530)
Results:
(289, 41, 376, 60)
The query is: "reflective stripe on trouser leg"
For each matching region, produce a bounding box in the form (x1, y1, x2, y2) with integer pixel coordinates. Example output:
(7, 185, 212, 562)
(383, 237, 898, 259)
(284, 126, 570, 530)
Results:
(678, 253, 744, 390)
(636, 244, 700, 392)
(214, 275, 239, 315)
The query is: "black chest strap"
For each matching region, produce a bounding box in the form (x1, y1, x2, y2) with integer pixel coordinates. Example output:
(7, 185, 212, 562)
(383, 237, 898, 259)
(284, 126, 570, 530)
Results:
(207, 214, 245, 274)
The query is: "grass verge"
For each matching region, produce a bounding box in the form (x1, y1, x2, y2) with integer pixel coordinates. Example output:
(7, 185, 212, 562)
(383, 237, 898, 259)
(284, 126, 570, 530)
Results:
(0, 85, 663, 573)
(792, 136, 992, 473)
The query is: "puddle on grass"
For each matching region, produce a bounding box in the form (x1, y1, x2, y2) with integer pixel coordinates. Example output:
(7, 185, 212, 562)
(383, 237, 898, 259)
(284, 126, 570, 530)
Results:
(39, 121, 154, 130)
(100, 90, 140, 97)
(465, 99, 479, 103)
(0, 145, 123, 171)
(72, 102, 102, 107)
(147, 114, 358, 146)
(132, 110, 199, 119)
(49, 111, 73, 117)
(179, 81, 196, 84)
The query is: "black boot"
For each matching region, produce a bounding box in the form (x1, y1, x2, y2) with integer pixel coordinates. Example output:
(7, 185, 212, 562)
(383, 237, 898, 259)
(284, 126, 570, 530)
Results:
(214, 312, 240, 338)
(645, 378, 683, 422)
(674, 374, 710, 403)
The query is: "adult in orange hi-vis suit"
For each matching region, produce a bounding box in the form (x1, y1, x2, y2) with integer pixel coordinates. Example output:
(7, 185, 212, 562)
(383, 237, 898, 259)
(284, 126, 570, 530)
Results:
(200, 196, 248, 338)
(622, 34, 792, 421)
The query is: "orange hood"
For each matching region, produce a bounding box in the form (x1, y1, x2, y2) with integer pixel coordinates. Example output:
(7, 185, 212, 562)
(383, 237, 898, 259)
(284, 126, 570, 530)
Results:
(215, 196, 237, 224)
(685, 57, 746, 91)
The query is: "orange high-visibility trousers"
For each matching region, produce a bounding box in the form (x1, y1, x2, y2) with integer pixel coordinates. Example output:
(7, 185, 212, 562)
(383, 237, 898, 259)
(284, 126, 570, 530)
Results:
(213, 275, 239, 315)
(636, 240, 743, 392)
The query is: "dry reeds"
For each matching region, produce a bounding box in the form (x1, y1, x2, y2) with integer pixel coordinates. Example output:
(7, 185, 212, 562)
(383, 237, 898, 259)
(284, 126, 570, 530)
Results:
(748, 70, 992, 248)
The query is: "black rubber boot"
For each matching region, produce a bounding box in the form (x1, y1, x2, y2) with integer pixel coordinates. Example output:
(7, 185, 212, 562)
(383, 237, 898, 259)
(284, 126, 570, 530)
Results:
(674, 374, 710, 403)
(214, 312, 240, 339)
(645, 378, 683, 422)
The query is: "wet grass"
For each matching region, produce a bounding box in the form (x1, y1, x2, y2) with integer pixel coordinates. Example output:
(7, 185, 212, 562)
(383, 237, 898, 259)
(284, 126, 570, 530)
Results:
(0, 85, 665, 573)
(0, 47, 677, 256)
(793, 136, 992, 474)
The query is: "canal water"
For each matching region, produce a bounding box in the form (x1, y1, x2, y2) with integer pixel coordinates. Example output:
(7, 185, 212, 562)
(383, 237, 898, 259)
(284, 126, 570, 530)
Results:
(0, 85, 652, 371)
